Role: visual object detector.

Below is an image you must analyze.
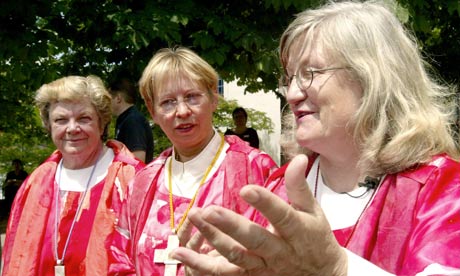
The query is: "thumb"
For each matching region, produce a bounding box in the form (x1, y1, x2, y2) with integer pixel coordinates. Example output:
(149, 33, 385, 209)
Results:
(285, 154, 316, 213)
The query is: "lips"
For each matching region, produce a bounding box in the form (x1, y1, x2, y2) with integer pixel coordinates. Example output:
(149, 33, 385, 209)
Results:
(65, 137, 85, 142)
(176, 123, 194, 131)
(294, 110, 314, 120)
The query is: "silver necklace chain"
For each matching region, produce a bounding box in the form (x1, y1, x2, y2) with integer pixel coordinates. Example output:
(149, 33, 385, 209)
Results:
(54, 156, 100, 265)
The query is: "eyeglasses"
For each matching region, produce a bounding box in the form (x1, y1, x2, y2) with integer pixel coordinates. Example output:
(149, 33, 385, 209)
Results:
(280, 66, 348, 93)
(157, 92, 208, 114)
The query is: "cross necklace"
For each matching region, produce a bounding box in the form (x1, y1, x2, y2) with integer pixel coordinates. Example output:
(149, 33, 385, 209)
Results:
(154, 134, 225, 276)
(54, 155, 101, 276)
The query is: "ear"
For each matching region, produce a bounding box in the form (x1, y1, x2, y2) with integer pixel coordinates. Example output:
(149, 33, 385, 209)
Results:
(210, 90, 219, 111)
(114, 94, 122, 103)
(144, 97, 157, 122)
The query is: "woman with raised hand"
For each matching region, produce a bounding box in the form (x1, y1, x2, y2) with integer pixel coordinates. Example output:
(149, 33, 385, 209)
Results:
(170, 1, 460, 275)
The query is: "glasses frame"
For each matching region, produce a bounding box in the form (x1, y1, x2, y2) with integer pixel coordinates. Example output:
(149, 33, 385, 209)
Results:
(280, 66, 348, 93)
(156, 91, 209, 115)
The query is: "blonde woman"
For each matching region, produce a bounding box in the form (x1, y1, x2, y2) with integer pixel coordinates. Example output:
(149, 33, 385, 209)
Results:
(171, 1, 460, 275)
(2, 75, 144, 275)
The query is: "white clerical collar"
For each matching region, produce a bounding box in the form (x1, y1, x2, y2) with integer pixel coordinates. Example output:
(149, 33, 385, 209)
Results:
(168, 129, 229, 198)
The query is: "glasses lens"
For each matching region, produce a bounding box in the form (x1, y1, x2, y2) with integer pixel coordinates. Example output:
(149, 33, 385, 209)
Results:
(297, 67, 313, 90)
(159, 100, 176, 114)
(185, 93, 205, 107)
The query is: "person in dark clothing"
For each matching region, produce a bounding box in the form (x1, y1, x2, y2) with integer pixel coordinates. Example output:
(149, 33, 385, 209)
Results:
(3, 159, 28, 216)
(109, 78, 154, 163)
(225, 107, 259, 148)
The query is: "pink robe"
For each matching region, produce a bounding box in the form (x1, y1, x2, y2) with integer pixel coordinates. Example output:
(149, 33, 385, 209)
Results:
(109, 135, 278, 275)
(2, 140, 145, 276)
(269, 153, 460, 275)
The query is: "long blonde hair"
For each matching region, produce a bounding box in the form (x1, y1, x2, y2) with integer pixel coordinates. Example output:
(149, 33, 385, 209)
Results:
(280, 1, 458, 176)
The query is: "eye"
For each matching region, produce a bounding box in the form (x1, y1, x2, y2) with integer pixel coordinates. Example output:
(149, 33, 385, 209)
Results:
(52, 116, 68, 125)
(78, 116, 92, 124)
(159, 98, 177, 110)
(185, 93, 204, 105)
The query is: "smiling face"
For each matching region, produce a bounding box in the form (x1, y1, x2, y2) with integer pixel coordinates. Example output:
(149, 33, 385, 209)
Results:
(152, 76, 218, 159)
(285, 41, 363, 158)
(49, 99, 104, 168)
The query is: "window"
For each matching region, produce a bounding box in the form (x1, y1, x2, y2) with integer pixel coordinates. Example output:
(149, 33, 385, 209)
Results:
(218, 78, 224, 95)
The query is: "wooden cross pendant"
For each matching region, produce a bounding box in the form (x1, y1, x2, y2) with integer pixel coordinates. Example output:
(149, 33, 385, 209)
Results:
(154, 234, 181, 276)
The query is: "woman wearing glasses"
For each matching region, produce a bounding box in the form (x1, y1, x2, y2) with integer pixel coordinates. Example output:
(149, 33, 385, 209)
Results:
(170, 1, 460, 275)
(108, 47, 278, 275)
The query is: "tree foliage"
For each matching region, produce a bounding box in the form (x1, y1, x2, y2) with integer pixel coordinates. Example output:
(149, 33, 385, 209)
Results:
(0, 0, 458, 175)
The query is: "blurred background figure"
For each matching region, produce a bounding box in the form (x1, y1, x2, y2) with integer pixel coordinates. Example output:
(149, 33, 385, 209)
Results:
(2, 159, 28, 218)
(109, 77, 154, 163)
(225, 107, 259, 148)
(2, 75, 144, 276)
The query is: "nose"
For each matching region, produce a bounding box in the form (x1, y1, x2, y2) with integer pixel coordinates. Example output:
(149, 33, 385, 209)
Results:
(286, 80, 307, 106)
(66, 119, 81, 133)
(175, 100, 192, 117)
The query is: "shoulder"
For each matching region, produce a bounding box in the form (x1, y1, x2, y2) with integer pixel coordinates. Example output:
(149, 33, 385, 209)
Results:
(247, 128, 258, 134)
(380, 154, 460, 204)
(396, 154, 460, 185)
(225, 135, 258, 154)
(106, 140, 144, 168)
(135, 148, 172, 177)
(225, 129, 235, 135)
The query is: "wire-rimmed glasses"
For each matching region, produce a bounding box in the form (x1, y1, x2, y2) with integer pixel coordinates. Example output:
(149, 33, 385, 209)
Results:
(279, 67, 348, 94)
(157, 91, 208, 114)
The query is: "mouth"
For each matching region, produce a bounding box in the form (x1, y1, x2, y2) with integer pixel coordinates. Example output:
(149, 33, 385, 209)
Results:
(294, 110, 314, 120)
(176, 123, 194, 131)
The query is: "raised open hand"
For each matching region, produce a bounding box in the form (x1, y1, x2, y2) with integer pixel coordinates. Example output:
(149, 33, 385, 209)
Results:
(171, 154, 347, 275)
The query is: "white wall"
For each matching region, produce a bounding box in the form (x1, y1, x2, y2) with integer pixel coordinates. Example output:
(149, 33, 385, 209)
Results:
(223, 80, 281, 165)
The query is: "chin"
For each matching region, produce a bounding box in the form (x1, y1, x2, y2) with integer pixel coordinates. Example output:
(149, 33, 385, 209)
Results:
(295, 132, 317, 148)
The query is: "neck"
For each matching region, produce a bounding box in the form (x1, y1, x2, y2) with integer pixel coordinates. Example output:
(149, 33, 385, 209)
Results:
(118, 103, 133, 116)
(319, 155, 365, 193)
(234, 125, 247, 134)
(62, 143, 105, 169)
(175, 130, 216, 162)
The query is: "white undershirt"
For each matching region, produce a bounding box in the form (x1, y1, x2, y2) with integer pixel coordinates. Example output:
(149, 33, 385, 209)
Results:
(306, 157, 375, 230)
(166, 129, 229, 198)
(307, 157, 460, 275)
(55, 147, 114, 192)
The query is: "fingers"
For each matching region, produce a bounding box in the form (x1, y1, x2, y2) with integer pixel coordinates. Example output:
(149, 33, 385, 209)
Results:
(186, 207, 269, 270)
(171, 247, 244, 276)
(178, 217, 193, 246)
(237, 154, 318, 240)
(186, 231, 204, 251)
(238, 185, 302, 244)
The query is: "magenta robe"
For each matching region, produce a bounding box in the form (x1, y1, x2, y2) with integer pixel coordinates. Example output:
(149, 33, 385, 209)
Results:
(2, 140, 145, 276)
(268, 153, 460, 275)
(109, 135, 278, 275)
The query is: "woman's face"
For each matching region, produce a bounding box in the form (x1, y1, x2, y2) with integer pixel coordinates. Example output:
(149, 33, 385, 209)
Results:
(49, 99, 103, 167)
(152, 76, 217, 157)
(285, 41, 363, 156)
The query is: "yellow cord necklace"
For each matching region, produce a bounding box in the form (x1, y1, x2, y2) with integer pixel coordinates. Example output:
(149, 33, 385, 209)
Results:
(167, 133, 225, 234)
